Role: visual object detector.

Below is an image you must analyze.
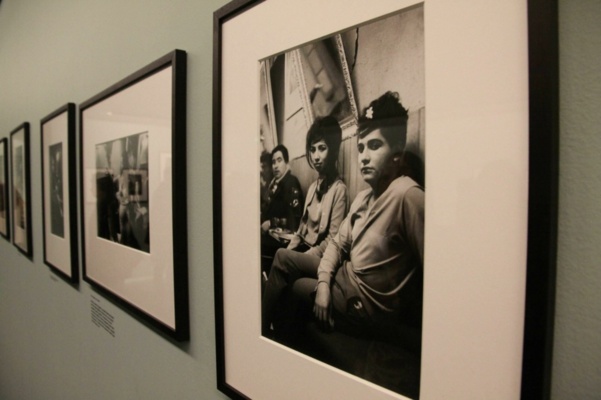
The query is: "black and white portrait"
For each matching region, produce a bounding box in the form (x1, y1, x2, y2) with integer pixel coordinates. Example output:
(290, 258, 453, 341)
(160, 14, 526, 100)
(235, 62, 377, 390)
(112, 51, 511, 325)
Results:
(49, 142, 64, 237)
(259, 5, 424, 399)
(13, 145, 26, 230)
(95, 131, 150, 253)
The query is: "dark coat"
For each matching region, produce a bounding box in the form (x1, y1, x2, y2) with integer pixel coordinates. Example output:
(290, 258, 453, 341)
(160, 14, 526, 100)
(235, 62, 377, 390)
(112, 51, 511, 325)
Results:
(261, 170, 304, 232)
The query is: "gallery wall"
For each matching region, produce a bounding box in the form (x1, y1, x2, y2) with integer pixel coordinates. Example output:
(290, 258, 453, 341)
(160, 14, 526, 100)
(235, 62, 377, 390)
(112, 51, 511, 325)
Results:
(0, 1, 229, 399)
(0, 1, 599, 399)
(551, 1, 601, 398)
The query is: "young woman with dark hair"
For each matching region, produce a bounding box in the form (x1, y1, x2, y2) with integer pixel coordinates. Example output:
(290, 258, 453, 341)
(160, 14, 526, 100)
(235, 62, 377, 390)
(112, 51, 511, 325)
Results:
(286, 116, 348, 257)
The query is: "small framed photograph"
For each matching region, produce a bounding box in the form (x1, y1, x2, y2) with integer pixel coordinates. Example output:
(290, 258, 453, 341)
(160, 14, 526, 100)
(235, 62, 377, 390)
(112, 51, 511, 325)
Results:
(10, 122, 33, 259)
(80, 49, 189, 341)
(213, 0, 557, 399)
(41, 103, 78, 283)
(0, 137, 9, 240)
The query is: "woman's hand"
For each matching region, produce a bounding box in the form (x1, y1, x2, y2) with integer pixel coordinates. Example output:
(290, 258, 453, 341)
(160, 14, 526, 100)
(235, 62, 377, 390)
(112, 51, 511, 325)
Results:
(261, 220, 270, 233)
(286, 233, 301, 250)
(314, 282, 334, 330)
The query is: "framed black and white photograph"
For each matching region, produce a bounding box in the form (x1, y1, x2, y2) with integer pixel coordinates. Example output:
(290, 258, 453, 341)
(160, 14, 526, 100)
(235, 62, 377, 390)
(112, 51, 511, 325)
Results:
(10, 122, 33, 259)
(213, 1, 557, 399)
(41, 103, 78, 283)
(258, 7, 424, 399)
(0, 137, 9, 240)
(80, 49, 189, 341)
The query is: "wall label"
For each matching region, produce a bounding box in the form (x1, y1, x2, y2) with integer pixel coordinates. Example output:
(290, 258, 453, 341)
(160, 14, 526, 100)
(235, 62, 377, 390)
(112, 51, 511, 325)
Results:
(91, 296, 115, 337)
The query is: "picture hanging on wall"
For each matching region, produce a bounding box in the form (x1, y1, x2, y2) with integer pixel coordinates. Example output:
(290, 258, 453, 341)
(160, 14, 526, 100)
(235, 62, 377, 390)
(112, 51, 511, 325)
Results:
(10, 122, 33, 259)
(80, 49, 189, 341)
(0, 137, 9, 240)
(41, 103, 79, 283)
(213, 0, 558, 399)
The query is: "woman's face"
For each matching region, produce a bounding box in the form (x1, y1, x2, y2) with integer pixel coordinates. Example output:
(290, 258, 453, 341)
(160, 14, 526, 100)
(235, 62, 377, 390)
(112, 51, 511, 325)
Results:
(357, 128, 395, 189)
(309, 139, 329, 173)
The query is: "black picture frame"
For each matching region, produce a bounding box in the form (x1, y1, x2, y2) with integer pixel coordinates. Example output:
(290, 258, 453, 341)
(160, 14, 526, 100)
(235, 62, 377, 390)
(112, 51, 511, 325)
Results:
(0, 137, 9, 241)
(521, 0, 559, 397)
(10, 122, 33, 259)
(213, 1, 558, 399)
(40, 103, 79, 284)
(79, 49, 189, 341)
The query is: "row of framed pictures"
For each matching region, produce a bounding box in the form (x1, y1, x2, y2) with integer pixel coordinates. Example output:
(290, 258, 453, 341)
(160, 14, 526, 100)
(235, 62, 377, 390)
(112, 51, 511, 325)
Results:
(1, 49, 189, 342)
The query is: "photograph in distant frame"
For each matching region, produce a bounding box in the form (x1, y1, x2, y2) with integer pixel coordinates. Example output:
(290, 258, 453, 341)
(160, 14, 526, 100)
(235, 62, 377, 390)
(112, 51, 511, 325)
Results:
(13, 144, 25, 231)
(49, 142, 65, 238)
(95, 131, 150, 253)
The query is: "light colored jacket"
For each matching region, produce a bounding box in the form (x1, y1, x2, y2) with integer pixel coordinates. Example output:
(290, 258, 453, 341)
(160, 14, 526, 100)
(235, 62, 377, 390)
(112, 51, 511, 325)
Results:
(317, 176, 424, 318)
(291, 178, 348, 258)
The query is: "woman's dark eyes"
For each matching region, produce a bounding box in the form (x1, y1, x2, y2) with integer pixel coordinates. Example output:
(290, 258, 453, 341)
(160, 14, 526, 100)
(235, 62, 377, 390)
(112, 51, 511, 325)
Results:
(358, 140, 383, 152)
(368, 141, 383, 150)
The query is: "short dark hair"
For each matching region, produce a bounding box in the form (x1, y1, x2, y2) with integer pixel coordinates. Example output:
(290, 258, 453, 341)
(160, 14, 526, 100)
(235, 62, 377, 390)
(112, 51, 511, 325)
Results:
(271, 144, 289, 163)
(357, 91, 409, 151)
(260, 151, 272, 166)
(305, 116, 342, 172)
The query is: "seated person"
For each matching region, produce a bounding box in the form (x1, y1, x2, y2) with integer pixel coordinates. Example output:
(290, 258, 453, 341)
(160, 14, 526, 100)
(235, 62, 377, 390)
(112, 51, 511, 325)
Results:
(260, 145, 304, 261)
(262, 92, 424, 345)
(259, 151, 273, 214)
(287, 116, 348, 258)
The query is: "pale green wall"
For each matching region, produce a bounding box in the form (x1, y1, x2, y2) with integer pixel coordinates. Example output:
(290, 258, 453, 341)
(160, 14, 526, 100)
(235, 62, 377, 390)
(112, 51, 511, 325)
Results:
(0, 1, 230, 399)
(552, 1, 601, 399)
(0, 1, 598, 399)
